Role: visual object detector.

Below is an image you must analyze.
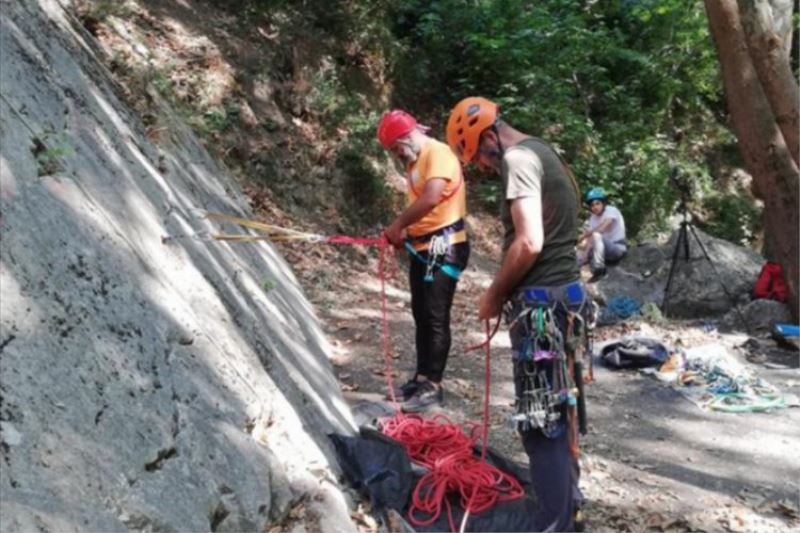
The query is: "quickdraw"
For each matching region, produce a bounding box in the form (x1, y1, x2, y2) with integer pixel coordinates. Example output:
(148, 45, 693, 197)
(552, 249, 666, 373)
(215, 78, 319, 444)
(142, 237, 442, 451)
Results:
(509, 307, 572, 437)
(426, 234, 450, 281)
(509, 301, 592, 443)
(403, 238, 462, 281)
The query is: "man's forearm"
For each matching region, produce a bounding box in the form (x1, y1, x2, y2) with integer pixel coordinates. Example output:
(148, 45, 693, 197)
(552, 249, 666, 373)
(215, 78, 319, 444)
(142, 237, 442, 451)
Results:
(489, 237, 539, 300)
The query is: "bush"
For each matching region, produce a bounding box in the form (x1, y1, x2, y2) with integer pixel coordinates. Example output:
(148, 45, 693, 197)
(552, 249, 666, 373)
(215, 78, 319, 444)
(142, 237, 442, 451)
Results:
(700, 194, 762, 246)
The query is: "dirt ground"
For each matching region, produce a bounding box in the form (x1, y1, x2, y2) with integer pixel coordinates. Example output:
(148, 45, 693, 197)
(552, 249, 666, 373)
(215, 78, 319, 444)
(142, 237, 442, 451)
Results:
(282, 224, 800, 533)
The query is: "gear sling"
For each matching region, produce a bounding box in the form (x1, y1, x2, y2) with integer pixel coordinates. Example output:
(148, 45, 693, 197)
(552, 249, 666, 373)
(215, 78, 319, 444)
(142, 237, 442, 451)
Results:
(507, 281, 591, 443)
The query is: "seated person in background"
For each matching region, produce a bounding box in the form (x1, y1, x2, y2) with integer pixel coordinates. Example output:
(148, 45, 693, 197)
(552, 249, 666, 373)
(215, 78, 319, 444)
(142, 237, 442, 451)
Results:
(577, 187, 626, 281)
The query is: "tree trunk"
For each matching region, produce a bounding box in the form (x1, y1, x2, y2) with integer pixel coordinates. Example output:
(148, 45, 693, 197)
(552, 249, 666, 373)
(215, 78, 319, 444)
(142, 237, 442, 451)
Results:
(738, 0, 800, 166)
(704, 0, 800, 320)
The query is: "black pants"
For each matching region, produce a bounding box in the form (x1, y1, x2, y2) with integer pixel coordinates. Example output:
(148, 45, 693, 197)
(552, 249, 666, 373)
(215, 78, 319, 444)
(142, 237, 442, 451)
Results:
(408, 242, 470, 383)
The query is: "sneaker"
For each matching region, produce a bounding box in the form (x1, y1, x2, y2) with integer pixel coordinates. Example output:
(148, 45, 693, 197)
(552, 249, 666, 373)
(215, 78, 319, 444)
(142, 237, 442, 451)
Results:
(401, 381, 443, 413)
(385, 378, 420, 401)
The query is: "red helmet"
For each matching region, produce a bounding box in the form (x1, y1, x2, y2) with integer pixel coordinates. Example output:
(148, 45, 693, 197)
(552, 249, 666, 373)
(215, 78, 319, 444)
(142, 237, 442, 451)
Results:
(377, 110, 417, 148)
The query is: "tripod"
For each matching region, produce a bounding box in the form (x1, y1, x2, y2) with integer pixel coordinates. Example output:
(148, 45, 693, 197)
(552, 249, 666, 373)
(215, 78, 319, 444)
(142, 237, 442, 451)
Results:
(661, 194, 750, 332)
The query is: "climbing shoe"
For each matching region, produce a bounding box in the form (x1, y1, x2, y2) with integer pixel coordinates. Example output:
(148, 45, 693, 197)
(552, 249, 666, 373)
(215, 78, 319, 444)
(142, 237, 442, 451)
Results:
(385, 378, 420, 401)
(401, 381, 443, 413)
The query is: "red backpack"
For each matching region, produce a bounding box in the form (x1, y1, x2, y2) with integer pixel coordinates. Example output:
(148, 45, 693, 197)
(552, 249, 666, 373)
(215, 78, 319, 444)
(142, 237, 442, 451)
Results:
(753, 262, 788, 302)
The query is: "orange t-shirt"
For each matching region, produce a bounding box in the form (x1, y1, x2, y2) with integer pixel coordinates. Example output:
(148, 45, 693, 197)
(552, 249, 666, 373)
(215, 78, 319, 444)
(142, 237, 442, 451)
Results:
(406, 139, 468, 247)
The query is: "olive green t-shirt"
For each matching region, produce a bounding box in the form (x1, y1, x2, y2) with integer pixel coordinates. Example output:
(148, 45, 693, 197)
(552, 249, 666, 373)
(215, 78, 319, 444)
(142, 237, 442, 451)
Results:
(500, 137, 580, 288)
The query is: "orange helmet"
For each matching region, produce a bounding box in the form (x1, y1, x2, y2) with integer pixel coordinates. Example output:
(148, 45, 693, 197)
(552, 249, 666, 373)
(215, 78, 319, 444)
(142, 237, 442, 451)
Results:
(446, 97, 499, 164)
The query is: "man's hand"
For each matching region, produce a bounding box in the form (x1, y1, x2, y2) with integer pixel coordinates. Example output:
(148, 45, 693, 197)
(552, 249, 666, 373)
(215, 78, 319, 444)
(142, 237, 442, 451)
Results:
(384, 221, 407, 248)
(478, 288, 503, 321)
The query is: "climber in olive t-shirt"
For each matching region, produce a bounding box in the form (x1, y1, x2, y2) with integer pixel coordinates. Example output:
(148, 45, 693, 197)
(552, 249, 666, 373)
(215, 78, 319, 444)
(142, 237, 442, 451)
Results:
(447, 97, 587, 532)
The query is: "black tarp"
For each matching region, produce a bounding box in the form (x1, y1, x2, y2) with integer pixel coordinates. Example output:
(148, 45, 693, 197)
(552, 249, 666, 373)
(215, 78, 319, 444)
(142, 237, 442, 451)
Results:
(330, 427, 539, 532)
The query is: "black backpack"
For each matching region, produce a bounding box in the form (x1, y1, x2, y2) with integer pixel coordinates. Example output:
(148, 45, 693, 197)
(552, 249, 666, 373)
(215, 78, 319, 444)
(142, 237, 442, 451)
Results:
(600, 337, 669, 369)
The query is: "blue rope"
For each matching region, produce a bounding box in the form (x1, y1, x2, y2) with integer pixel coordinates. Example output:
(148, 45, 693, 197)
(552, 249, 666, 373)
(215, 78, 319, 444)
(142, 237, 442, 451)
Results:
(606, 296, 641, 319)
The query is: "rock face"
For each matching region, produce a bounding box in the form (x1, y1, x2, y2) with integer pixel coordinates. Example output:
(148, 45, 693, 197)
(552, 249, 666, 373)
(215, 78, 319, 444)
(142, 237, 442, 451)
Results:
(592, 228, 763, 318)
(0, 2, 356, 531)
(720, 299, 793, 333)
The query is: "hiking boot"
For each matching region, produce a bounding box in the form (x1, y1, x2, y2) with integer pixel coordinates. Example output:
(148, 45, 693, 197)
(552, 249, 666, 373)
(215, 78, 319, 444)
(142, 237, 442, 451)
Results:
(385, 378, 420, 401)
(401, 381, 443, 413)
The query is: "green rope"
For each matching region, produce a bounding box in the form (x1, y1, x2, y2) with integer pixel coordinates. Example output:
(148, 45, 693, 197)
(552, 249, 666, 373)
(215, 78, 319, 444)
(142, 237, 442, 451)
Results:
(707, 392, 786, 413)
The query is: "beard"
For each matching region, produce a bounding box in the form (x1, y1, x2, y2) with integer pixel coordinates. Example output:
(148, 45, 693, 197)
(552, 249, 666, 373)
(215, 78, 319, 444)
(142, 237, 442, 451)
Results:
(395, 142, 419, 166)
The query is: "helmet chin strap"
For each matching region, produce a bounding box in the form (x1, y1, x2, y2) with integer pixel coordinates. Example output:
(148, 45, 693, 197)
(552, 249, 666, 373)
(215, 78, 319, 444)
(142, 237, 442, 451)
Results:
(492, 122, 504, 155)
(482, 123, 504, 171)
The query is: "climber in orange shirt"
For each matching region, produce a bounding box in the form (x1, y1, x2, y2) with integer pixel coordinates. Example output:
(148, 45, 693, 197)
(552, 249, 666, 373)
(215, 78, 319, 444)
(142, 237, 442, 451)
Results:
(377, 110, 470, 412)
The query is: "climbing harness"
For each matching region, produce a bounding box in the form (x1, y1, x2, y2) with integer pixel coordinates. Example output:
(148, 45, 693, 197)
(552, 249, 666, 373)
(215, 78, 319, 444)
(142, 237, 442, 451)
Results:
(426, 234, 449, 281)
(403, 234, 463, 281)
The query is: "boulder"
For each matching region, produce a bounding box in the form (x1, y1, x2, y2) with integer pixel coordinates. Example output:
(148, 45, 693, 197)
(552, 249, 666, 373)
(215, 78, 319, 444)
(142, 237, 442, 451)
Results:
(0, 2, 356, 531)
(720, 299, 793, 334)
(592, 228, 762, 318)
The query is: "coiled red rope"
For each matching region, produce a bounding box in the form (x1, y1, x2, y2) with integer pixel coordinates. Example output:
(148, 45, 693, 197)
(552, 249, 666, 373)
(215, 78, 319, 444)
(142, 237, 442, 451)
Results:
(308, 232, 525, 531)
(366, 243, 523, 531)
(380, 412, 524, 531)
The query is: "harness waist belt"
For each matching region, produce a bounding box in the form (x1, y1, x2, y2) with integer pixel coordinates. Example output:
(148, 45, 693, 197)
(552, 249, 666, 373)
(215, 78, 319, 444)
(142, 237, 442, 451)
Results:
(517, 281, 586, 307)
(403, 241, 463, 281)
(408, 218, 465, 244)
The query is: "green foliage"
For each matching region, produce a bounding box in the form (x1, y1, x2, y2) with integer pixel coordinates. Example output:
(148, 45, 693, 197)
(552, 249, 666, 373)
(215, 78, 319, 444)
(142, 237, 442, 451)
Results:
(149, 70, 172, 96)
(183, 102, 241, 140)
(262, 278, 277, 292)
(78, 0, 132, 24)
(700, 194, 762, 246)
(32, 133, 73, 176)
(471, 180, 503, 213)
(203, 106, 235, 133)
(388, 0, 735, 238)
(307, 65, 394, 227)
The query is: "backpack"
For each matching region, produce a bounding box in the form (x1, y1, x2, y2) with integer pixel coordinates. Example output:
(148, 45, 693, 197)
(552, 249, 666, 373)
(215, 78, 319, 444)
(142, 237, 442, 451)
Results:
(753, 262, 788, 302)
(600, 337, 670, 369)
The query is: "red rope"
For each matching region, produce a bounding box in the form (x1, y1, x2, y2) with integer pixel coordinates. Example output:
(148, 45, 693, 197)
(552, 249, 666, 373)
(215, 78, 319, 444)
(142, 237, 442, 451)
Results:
(377, 316, 524, 531)
(377, 239, 400, 408)
(325, 233, 524, 531)
(466, 314, 502, 353)
(325, 235, 388, 246)
(380, 413, 524, 531)
(480, 319, 491, 461)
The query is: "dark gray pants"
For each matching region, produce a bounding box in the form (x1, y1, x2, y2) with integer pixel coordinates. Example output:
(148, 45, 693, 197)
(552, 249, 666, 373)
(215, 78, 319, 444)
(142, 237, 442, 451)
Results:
(578, 232, 626, 272)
